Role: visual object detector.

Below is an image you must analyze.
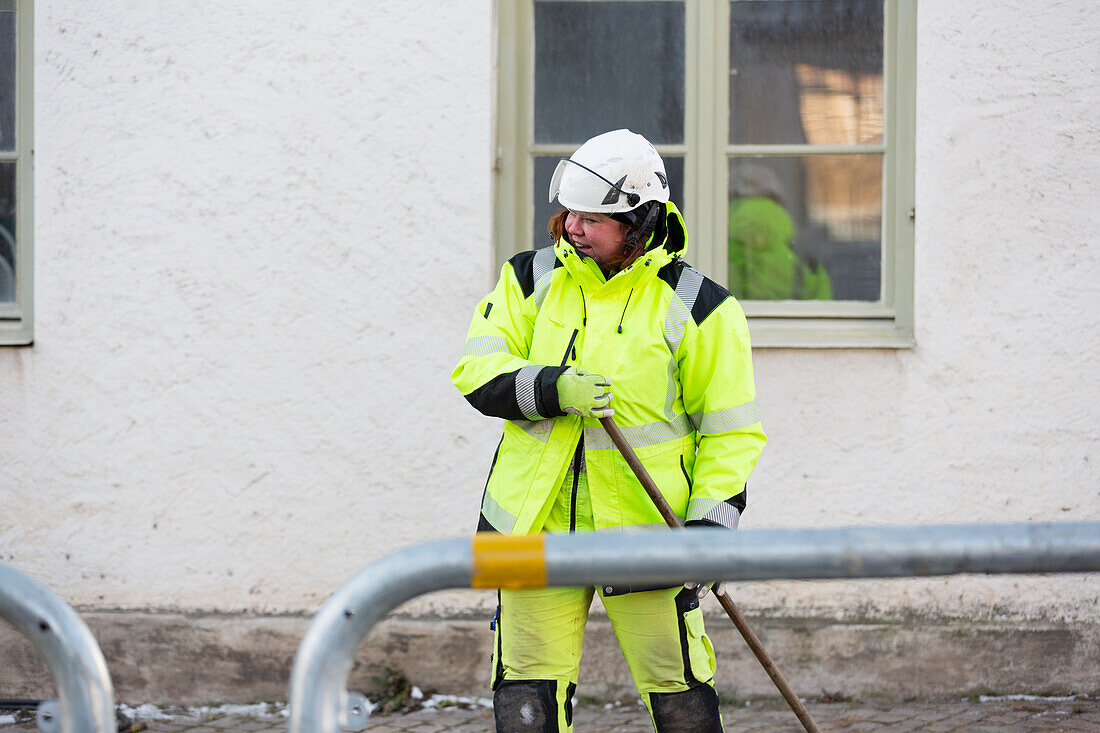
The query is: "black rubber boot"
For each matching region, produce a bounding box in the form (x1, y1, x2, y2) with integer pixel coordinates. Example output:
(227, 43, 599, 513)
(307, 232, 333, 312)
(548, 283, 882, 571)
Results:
(493, 679, 567, 732)
(649, 684, 723, 732)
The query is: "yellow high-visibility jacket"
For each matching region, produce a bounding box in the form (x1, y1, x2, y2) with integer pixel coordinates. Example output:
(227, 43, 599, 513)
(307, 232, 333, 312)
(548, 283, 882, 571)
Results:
(452, 203, 765, 539)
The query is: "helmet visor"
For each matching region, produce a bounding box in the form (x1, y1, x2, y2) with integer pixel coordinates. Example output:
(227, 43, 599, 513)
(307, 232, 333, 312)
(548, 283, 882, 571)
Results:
(548, 157, 632, 212)
(548, 158, 569, 204)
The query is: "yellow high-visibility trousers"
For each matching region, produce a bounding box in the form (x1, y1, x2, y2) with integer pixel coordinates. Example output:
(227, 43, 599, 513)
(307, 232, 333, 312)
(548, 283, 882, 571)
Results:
(490, 467, 718, 732)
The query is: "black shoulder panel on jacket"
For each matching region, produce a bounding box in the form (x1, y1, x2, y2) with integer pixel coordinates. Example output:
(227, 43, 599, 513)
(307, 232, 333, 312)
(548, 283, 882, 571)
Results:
(657, 260, 732, 326)
(692, 276, 731, 326)
(507, 250, 539, 299)
(507, 247, 562, 300)
(657, 259, 684, 291)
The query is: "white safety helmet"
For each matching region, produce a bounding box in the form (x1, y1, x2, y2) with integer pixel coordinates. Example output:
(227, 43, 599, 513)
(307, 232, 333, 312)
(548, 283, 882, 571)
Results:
(548, 129, 670, 213)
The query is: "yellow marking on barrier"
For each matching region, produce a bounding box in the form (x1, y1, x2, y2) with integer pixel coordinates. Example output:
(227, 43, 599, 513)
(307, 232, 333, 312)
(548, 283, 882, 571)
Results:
(471, 534, 547, 589)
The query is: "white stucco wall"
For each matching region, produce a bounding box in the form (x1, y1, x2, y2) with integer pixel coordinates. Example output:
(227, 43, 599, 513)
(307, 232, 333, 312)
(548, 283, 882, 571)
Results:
(1, 0, 1097, 623)
(2, 0, 499, 611)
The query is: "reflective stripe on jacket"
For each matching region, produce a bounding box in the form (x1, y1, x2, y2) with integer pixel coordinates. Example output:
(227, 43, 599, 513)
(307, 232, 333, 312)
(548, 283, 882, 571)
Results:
(452, 202, 766, 535)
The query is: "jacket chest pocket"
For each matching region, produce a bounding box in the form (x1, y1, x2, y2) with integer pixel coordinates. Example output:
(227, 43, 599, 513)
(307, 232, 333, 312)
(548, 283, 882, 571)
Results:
(531, 316, 579, 367)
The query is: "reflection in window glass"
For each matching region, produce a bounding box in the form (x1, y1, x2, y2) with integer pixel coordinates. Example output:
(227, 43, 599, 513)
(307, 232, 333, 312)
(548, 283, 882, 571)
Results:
(729, 0, 883, 146)
(0, 162, 14, 303)
(535, 1, 685, 145)
(0, 10, 14, 152)
(533, 155, 684, 250)
(728, 156, 881, 301)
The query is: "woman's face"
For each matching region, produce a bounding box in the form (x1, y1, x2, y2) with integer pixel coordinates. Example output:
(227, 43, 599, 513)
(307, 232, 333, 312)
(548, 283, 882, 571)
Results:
(564, 211, 630, 270)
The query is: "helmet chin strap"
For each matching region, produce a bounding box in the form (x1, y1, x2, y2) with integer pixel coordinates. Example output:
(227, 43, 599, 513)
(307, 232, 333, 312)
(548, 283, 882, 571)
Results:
(614, 201, 663, 247)
(613, 203, 665, 270)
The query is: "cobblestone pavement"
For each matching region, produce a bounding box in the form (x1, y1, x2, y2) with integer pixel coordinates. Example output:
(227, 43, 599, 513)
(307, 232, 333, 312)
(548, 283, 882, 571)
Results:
(2, 696, 1099, 732)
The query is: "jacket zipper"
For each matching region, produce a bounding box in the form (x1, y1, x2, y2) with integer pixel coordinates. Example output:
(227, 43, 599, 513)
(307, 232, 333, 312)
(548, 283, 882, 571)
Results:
(560, 328, 579, 367)
(570, 436, 583, 533)
(616, 289, 634, 334)
(680, 455, 693, 489)
(563, 324, 582, 533)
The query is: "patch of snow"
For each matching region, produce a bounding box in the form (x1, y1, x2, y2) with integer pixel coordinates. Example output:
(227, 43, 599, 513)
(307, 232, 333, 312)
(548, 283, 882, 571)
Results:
(196, 703, 286, 719)
(977, 694, 1085, 703)
(420, 694, 494, 711)
(0, 715, 16, 725)
(117, 703, 172, 721)
(118, 702, 289, 722)
(410, 686, 424, 700)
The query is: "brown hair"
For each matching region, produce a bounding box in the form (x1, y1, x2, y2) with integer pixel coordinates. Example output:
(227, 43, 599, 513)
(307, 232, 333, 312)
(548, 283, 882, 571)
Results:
(547, 209, 570, 244)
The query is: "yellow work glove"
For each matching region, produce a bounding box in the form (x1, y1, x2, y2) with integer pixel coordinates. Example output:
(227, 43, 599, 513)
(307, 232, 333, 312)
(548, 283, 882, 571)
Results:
(556, 367, 614, 419)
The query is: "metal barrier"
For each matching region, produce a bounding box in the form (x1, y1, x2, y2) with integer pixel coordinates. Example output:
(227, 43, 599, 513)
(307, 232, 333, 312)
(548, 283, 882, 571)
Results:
(288, 522, 1100, 732)
(0, 564, 116, 733)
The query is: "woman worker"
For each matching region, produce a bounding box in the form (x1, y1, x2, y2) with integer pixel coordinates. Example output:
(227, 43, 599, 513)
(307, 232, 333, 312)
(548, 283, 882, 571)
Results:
(452, 129, 766, 732)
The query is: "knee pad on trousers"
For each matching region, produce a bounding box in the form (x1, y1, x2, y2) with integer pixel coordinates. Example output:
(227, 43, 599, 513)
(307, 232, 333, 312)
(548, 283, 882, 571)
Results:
(649, 684, 723, 732)
(493, 679, 573, 732)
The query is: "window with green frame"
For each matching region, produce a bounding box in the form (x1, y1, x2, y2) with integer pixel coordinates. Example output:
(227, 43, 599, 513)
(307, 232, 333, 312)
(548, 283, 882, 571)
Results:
(495, 0, 915, 347)
(0, 0, 31, 345)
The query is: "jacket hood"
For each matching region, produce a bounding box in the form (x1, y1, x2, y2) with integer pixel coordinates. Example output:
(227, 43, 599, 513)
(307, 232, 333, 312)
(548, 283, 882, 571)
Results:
(649, 200, 687, 259)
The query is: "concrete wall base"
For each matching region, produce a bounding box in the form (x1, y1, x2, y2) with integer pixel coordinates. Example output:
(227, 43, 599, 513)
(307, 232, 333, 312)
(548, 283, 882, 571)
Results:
(2, 611, 1096, 704)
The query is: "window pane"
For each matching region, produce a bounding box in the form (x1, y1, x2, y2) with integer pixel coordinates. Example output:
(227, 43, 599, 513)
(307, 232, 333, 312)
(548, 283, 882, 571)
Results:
(533, 155, 683, 250)
(0, 162, 14, 303)
(729, 1, 883, 146)
(728, 156, 881, 301)
(534, 1, 685, 145)
(0, 10, 14, 151)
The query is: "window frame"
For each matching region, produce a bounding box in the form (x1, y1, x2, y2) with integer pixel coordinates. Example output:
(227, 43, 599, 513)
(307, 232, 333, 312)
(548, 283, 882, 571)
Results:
(0, 0, 32, 346)
(495, 0, 916, 348)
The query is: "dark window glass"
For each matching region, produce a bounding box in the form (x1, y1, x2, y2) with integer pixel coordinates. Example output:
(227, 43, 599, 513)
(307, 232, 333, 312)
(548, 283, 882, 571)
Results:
(729, 0, 883, 145)
(728, 155, 881, 301)
(534, 1, 685, 145)
(0, 161, 14, 303)
(533, 155, 684, 250)
(0, 10, 15, 152)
